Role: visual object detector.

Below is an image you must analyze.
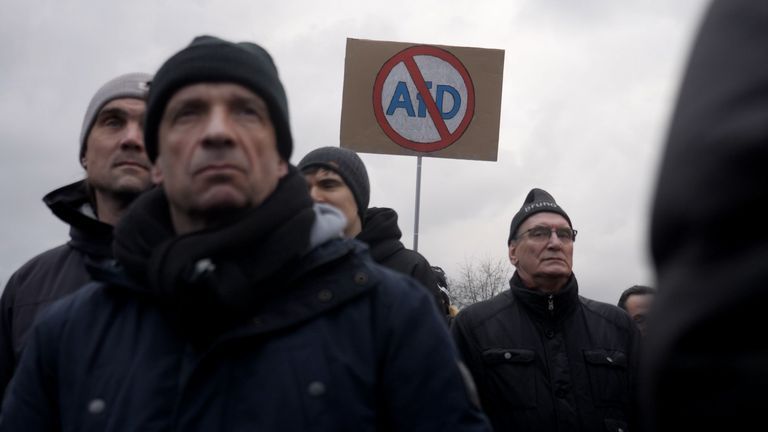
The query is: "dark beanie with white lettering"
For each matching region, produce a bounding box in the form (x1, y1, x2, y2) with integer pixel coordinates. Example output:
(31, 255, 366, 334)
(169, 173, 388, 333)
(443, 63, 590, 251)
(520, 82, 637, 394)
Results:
(144, 35, 291, 163)
(507, 188, 572, 245)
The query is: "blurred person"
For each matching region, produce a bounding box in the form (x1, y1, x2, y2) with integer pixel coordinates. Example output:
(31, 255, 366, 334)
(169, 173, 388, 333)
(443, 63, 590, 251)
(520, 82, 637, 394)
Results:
(644, 0, 768, 430)
(452, 188, 640, 432)
(617, 285, 655, 336)
(431, 266, 454, 315)
(0, 36, 490, 431)
(298, 146, 448, 316)
(0, 72, 152, 400)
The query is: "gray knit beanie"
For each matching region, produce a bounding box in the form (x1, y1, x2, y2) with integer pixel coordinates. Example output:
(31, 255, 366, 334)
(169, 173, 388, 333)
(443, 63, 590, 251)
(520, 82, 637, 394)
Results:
(79, 72, 152, 166)
(507, 188, 572, 245)
(298, 146, 370, 216)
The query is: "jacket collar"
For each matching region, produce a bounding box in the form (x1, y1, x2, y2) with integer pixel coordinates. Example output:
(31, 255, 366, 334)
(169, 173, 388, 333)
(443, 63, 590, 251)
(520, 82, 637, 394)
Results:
(43, 180, 113, 258)
(510, 272, 579, 322)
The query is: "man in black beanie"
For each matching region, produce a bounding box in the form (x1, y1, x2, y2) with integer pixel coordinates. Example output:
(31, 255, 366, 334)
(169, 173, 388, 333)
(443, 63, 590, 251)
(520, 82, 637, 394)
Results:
(451, 188, 640, 432)
(298, 146, 448, 317)
(0, 36, 490, 431)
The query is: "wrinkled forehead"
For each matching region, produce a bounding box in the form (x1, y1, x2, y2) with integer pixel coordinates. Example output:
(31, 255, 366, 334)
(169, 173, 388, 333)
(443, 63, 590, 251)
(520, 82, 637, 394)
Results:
(518, 212, 570, 232)
(164, 82, 265, 112)
(98, 97, 146, 116)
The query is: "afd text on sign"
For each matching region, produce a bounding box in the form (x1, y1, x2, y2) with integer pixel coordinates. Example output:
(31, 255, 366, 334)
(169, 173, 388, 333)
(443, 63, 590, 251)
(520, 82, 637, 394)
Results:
(373, 45, 475, 153)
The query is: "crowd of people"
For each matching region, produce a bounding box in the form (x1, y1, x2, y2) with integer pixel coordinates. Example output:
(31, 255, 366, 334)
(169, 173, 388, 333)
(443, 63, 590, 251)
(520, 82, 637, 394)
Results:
(0, 0, 763, 430)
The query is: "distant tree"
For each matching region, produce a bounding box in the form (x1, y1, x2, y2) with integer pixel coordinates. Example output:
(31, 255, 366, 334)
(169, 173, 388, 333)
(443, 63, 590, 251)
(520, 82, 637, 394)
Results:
(449, 255, 511, 309)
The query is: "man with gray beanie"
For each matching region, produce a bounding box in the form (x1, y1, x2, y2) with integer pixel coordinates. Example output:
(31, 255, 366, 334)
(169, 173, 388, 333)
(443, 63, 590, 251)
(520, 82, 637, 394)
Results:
(0, 36, 490, 431)
(298, 146, 448, 317)
(0, 72, 152, 401)
(451, 188, 640, 432)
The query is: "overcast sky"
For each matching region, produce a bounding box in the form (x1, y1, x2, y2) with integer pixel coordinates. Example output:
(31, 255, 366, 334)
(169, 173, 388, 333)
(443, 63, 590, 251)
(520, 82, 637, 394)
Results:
(0, 0, 707, 303)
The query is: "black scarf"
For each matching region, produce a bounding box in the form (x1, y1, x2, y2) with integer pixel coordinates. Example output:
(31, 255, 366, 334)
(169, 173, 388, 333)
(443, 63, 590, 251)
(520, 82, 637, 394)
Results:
(113, 167, 316, 338)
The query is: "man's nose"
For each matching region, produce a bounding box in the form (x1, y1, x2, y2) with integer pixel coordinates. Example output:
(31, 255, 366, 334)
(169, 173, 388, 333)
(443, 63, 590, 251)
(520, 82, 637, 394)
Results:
(120, 120, 145, 151)
(546, 230, 564, 247)
(202, 106, 235, 148)
(308, 185, 324, 202)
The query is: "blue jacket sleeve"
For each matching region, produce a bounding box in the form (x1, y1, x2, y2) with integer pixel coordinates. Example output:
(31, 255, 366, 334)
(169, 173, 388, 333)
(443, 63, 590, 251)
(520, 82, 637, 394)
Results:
(0, 301, 63, 431)
(375, 274, 490, 431)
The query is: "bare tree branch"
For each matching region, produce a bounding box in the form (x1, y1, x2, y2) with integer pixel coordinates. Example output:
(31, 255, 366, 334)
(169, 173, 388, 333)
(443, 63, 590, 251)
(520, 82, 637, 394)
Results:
(448, 255, 511, 309)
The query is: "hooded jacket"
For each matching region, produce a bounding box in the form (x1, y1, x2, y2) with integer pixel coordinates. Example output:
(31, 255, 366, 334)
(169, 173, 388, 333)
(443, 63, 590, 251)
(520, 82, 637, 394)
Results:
(452, 273, 640, 432)
(0, 170, 490, 431)
(644, 1, 768, 430)
(357, 207, 447, 315)
(0, 180, 112, 399)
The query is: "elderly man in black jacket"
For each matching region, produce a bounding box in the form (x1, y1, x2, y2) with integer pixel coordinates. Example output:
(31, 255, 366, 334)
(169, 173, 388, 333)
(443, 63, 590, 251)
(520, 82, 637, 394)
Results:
(0, 72, 153, 400)
(0, 36, 489, 431)
(452, 188, 640, 432)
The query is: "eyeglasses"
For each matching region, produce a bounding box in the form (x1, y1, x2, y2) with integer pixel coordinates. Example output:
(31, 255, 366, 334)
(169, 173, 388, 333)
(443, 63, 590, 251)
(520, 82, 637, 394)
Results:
(516, 226, 577, 243)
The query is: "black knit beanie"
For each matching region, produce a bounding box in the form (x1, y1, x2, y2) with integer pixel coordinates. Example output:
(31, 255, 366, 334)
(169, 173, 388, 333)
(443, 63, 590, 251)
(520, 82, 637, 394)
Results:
(507, 188, 572, 245)
(144, 35, 291, 163)
(297, 146, 370, 216)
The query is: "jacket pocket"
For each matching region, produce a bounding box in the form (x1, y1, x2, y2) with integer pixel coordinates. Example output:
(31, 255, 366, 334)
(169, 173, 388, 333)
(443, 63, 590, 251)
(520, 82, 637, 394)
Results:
(583, 349, 629, 408)
(481, 348, 537, 409)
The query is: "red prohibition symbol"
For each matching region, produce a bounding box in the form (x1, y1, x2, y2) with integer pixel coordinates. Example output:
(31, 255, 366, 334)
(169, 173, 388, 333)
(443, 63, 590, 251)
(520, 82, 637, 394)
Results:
(373, 45, 475, 152)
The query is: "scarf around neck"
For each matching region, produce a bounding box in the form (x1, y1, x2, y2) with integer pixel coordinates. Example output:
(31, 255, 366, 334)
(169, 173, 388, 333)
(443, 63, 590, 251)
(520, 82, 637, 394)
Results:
(113, 167, 317, 330)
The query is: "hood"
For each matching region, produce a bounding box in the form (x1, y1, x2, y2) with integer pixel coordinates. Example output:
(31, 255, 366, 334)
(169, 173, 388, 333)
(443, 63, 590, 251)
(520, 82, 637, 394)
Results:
(358, 207, 401, 244)
(356, 207, 406, 262)
(43, 180, 113, 257)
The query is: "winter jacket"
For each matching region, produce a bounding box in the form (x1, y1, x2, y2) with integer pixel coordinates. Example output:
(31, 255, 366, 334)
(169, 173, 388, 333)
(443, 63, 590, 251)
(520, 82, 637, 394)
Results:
(452, 273, 640, 432)
(644, 1, 768, 430)
(357, 207, 448, 315)
(0, 180, 112, 400)
(0, 171, 490, 432)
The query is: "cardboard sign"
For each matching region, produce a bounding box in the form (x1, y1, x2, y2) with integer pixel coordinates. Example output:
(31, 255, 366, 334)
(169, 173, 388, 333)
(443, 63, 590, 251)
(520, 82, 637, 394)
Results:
(341, 38, 504, 161)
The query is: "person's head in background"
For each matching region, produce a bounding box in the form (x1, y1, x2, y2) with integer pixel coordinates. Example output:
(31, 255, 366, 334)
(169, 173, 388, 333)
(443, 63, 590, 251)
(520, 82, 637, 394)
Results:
(618, 285, 656, 336)
(298, 146, 370, 238)
(80, 72, 153, 225)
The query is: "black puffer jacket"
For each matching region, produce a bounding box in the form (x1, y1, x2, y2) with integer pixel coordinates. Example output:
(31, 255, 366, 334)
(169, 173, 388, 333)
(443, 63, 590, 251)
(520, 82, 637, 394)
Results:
(644, 1, 768, 430)
(0, 180, 112, 399)
(357, 207, 447, 316)
(452, 273, 640, 432)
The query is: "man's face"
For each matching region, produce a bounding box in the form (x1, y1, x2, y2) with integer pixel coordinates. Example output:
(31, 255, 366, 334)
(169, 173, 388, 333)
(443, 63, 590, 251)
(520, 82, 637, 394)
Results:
(83, 98, 151, 197)
(303, 168, 361, 238)
(509, 212, 574, 287)
(154, 83, 287, 233)
(625, 293, 654, 336)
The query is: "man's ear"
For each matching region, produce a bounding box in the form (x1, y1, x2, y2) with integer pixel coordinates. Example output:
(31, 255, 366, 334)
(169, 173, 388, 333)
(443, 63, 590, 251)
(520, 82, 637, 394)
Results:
(508, 243, 518, 266)
(277, 159, 289, 178)
(151, 157, 164, 185)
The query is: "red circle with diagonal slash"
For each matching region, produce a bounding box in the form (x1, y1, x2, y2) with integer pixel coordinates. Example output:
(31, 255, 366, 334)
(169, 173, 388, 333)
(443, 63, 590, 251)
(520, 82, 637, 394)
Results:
(372, 45, 475, 153)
